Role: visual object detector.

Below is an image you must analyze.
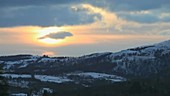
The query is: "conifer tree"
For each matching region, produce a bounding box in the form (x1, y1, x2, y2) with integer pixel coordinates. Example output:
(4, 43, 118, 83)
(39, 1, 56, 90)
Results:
(0, 65, 8, 96)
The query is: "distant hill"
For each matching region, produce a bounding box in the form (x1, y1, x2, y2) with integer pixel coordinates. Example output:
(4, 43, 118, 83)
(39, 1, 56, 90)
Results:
(0, 40, 170, 95)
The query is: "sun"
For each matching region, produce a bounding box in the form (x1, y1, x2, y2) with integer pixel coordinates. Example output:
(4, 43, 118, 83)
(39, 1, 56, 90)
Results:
(39, 38, 63, 45)
(34, 26, 65, 45)
(38, 27, 62, 35)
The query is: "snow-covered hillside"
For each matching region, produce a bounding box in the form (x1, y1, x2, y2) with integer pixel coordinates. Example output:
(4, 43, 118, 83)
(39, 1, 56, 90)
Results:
(1, 72, 125, 84)
(108, 40, 170, 76)
(0, 40, 170, 80)
(1, 40, 170, 96)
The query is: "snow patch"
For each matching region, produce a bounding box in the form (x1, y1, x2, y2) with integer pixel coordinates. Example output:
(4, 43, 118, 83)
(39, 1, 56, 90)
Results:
(11, 93, 27, 96)
(68, 72, 126, 82)
(1, 74, 72, 83)
(2, 74, 31, 78)
(35, 75, 72, 83)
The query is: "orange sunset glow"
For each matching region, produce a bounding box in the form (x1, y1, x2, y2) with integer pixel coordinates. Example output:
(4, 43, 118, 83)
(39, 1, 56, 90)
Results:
(0, 0, 170, 96)
(0, 1, 169, 56)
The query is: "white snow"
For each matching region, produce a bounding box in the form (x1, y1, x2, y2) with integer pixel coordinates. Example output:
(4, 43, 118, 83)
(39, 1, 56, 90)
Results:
(78, 72, 114, 78)
(8, 80, 29, 88)
(41, 88, 53, 93)
(68, 72, 126, 82)
(155, 40, 170, 48)
(35, 75, 72, 83)
(11, 93, 27, 96)
(2, 58, 38, 70)
(0, 61, 4, 63)
(109, 40, 170, 65)
(1, 74, 72, 83)
(81, 52, 111, 59)
(38, 58, 56, 63)
(18, 63, 29, 68)
(31, 56, 41, 59)
(2, 74, 31, 78)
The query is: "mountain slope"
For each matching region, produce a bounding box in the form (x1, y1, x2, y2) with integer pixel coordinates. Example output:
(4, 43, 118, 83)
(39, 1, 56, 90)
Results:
(0, 40, 170, 78)
(1, 40, 170, 95)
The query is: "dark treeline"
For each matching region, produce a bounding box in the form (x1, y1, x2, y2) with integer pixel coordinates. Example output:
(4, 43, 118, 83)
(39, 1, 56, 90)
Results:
(0, 65, 8, 96)
(51, 77, 170, 96)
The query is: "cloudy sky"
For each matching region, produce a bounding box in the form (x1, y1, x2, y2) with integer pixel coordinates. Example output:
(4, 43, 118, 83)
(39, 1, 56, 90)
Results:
(0, 0, 170, 56)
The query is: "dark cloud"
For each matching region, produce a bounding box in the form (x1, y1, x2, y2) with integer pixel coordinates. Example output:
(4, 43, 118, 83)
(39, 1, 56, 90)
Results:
(0, 4, 96, 27)
(117, 13, 159, 23)
(1, 0, 169, 11)
(107, 0, 170, 11)
(0, 0, 82, 8)
(0, 0, 169, 27)
(38, 31, 73, 40)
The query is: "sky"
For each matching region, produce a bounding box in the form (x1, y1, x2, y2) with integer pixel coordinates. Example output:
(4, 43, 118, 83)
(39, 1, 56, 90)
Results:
(0, 0, 170, 57)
